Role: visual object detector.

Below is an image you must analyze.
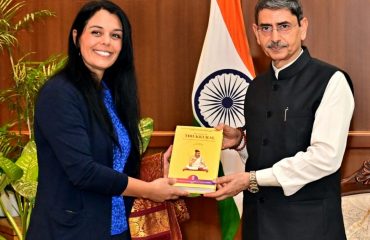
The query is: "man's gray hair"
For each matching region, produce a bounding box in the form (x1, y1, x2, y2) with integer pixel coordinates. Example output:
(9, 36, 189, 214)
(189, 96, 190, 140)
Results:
(255, 0, 303, 25)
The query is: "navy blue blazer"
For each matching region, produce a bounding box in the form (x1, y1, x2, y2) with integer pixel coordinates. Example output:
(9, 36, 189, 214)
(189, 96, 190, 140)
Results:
(27, 73, 135, 240)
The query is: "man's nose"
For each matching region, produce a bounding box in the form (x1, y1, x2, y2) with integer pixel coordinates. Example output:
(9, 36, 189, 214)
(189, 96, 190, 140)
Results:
(270, 28, 281, 41)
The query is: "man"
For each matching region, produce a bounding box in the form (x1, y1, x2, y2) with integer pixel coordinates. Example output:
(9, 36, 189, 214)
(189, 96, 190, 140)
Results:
(188, 149, 208, 170)
(204, 0, 354, 239)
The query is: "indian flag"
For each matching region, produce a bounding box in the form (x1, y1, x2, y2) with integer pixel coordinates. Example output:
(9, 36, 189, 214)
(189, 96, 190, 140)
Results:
(191, 0, 255, 239)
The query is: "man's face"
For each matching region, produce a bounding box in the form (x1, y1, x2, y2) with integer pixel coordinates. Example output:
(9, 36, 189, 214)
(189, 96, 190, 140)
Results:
(253, 8, 308, 68)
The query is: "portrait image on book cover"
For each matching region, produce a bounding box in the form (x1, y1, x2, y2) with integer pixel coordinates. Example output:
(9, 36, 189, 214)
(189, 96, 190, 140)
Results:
(183, 149, 208, 172)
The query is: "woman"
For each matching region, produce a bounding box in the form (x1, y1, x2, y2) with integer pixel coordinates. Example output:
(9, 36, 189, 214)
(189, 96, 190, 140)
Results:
(27, 1, 187, 239)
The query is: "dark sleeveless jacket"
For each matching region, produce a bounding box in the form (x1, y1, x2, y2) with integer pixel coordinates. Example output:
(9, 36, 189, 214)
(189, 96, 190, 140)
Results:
(242, 47, 352, 240)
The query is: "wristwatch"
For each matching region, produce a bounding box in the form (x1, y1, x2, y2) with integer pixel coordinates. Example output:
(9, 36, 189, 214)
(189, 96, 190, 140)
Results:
(248, 171, 259, 193)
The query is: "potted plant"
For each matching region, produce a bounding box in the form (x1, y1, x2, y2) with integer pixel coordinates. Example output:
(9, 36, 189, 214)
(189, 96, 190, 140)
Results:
(0, 0, 66, 239)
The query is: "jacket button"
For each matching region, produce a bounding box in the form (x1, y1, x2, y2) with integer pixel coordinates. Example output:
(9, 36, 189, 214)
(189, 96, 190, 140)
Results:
(259, 197, 265, 203)
(262, 139, 268, 146)
(272, 84, 279, 91)
(266, 111, 272, 118)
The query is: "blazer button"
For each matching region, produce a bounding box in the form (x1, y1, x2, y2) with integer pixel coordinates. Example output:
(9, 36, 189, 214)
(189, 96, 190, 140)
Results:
(272, 84, 279, 91)
(266, 111, 272, 118)
(262, 139, 269, 146)
(259, 197, 265, 203)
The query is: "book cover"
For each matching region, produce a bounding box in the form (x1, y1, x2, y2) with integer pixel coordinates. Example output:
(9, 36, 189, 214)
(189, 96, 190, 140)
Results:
(168, 126, 223, 194)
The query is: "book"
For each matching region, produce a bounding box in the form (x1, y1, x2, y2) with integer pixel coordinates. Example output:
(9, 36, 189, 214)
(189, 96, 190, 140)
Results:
(168, 126, 223, 194)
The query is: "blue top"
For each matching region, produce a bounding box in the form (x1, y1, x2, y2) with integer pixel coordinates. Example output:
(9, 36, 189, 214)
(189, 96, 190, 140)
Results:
(102, 82, 131, 235)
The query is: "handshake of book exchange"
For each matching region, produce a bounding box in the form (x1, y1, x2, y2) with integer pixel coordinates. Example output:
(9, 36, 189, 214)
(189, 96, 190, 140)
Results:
(168, 125, 224, 196)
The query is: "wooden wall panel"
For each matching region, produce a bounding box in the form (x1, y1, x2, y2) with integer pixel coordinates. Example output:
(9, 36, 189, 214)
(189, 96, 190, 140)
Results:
(119, 0, 210, 130)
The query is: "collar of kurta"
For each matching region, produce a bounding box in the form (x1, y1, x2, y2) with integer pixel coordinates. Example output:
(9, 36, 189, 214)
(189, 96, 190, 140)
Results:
(271, 46, 311, 81)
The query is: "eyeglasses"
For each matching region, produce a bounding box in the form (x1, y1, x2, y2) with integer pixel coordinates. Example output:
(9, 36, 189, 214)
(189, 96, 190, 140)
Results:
(257, 23, 298, 36)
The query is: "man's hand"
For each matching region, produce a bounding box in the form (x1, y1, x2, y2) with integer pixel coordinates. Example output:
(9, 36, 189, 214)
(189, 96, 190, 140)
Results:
(215, 123, 242, 149)
(203, 172, 250, 200)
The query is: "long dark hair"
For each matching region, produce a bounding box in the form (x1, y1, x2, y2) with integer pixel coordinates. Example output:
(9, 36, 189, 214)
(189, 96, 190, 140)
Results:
(63, 0, 141, 176)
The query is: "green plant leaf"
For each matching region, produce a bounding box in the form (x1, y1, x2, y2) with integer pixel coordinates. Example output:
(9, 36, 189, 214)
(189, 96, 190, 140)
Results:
(0, 0, 14, 14)
(139, 117, 154, 154)
(12, 140, 38, 200)
(0, 125, 22, 157)
(0, 32, 17, 50)
(0, 153, 23, 182)
(14, 10, 55, 31)
(2, 1, 25, 22)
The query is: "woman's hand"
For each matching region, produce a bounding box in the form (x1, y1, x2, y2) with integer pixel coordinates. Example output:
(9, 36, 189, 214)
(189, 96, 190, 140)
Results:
(162, 145, 173, 178)
(125, 177, 188, 202)
(147, 178, 188, 202)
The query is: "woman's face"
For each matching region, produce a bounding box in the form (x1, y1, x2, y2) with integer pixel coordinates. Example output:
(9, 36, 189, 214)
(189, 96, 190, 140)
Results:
(73, 9, 123, 81)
